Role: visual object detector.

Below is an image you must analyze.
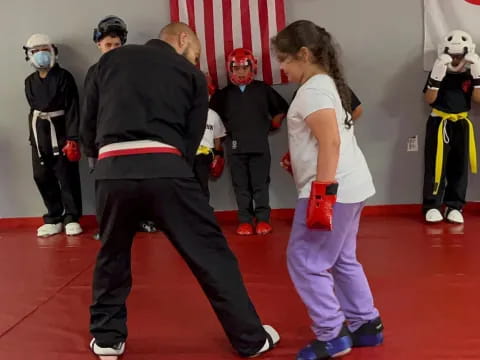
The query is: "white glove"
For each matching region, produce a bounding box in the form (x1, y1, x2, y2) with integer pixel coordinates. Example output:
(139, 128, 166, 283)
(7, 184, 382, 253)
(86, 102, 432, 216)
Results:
(465, 52, 480, 84)
(428, 54, 452, 89)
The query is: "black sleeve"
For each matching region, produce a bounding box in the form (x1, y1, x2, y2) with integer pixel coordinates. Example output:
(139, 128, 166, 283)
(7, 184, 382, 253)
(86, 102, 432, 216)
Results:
(209, 91, 224, 118)
(64, 72, 80, 141)
(184, 72, 209, 166)
(80, 65, 99, 158)
(266, 85, 288, 116)
(349, 87, 361, 112)
(423, 72, 431, 93)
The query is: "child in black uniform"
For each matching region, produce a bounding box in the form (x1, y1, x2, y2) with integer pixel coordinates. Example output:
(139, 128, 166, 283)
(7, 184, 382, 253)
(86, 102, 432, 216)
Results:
(423, 30, 480, 224)
(23, 33, 83, 237)
(210, 48, 288, 236)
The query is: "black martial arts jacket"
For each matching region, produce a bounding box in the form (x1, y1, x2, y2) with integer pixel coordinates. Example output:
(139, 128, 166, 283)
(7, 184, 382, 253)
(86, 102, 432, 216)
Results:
(80, 39, 208, 179)
(25, 64, 79, 157)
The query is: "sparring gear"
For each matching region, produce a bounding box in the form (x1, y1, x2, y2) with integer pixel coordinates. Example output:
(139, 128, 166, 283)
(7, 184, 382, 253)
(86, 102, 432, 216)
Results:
(280, 152, 292, 175)
(306, 182, 338, 230)
(438, 30, 475, 57)
(350, 317, 384, 348)
(62, 140, 81, 162)
(210, 155, 225, 178)
(465, 52, 480, 87)
(227, 48, 257, 85)
(65, 222, 83, 235)
(93, 15, 127, 44)
(438, 30, 475, 72)
(445, 208, 464, 224)
(428, 54, 452, 89)
(23, 33, 57, 69)
(236, 223, 254, 236)
(37, 223, 62, 237)
(425, 208, 443, 223)
(296, 325, 352, 360)
(255, 222, 272, 235)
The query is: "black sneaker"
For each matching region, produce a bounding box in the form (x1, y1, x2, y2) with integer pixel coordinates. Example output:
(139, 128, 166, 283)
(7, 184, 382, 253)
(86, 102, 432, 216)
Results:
(296, 325, 352, 360)
(350, 317, 384, 347)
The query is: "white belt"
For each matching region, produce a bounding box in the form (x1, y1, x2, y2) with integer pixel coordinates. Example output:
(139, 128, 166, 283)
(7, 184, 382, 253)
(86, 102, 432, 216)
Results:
(98, 140, 180, 160)
(32, 110, 65, 160)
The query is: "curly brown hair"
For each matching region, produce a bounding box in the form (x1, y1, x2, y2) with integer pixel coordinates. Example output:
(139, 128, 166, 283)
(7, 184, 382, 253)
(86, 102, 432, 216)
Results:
(272, 20, 353, 129)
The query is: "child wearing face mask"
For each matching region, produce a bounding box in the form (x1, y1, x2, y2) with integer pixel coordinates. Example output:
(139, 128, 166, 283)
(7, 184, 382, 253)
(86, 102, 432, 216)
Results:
(23, 33, 83, 237)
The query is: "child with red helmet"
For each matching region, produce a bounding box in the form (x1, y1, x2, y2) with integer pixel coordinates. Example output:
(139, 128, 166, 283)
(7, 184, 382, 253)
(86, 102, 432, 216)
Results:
(210, 48, 288, 235)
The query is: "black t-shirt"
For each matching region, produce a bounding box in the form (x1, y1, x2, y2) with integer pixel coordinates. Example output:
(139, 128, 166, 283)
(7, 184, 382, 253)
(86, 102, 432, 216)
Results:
(423, 71, 474, 113)
(210, 80, 288, 153)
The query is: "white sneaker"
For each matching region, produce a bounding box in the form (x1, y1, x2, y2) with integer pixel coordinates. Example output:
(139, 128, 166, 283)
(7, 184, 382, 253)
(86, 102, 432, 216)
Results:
(90, 338, 125, 359)
(37, 223, 62, 237)
(425, 209, 443, 223)
(249, 325, 280, 358)
(446, 209, 464, 224)
(65, 222, 83, 236)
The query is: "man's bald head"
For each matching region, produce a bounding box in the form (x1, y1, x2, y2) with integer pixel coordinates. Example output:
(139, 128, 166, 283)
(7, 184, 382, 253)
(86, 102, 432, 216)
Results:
(159, 22, 201, 65)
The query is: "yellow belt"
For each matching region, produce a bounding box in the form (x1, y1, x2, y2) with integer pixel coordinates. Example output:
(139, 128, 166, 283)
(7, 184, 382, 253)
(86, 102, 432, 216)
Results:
(432, 108, 477, 194)
(196, 145, 213, 156)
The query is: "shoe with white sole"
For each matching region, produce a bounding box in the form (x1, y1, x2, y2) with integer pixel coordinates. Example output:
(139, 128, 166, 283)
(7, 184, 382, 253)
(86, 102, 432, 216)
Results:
(37, 223, 63, 237)
(425, 209, 443, 223)
(445, 208, 464, 224)
(249, 325, 280, 358)
(65, 222, 83, 236)
(90, 338, 125, 359)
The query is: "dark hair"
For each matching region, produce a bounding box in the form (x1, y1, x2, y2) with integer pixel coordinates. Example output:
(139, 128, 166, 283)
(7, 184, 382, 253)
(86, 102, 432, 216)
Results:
(272, 20, 353, 129)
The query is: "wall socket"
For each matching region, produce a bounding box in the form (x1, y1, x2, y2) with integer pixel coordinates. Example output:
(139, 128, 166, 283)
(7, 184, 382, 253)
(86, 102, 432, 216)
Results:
(407, 136, 419, 152)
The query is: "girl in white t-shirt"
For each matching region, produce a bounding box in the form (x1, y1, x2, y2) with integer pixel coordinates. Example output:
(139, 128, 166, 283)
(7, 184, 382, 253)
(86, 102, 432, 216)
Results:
(272, 20, 383, 360)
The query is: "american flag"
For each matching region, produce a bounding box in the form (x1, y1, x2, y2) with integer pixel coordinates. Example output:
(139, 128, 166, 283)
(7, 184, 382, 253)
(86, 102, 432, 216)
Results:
(170, 0, 288, 88)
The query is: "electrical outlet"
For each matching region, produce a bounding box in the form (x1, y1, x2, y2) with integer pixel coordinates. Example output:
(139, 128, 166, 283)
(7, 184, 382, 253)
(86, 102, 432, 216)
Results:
(407, 136, 418, 152)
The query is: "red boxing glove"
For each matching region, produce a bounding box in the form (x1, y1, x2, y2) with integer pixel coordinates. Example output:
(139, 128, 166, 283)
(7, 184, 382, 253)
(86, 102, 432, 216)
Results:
(280, 152, 292, 175)
(271, 120, 281, 130)
(62, 140, 81, 162)
(306, 181, 338, 230)
(210, 155, 225, 178)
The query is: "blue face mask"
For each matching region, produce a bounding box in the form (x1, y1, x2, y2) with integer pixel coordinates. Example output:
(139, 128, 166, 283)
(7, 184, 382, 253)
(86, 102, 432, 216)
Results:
(32, 51, 52, 69)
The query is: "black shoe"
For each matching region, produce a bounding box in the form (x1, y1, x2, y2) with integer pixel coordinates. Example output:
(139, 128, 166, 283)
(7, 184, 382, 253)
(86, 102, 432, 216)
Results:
(296, 325, 352, 360)
(350, 317, 384, 347)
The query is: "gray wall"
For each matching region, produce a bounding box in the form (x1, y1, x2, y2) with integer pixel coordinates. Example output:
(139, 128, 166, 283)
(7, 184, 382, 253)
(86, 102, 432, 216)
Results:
(0, 0, 478, 218)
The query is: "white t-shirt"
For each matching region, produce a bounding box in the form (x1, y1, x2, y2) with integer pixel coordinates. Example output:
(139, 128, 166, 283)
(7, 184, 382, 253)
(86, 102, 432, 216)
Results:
(287, 74, 375, 203)
(199, 109, 226, 148)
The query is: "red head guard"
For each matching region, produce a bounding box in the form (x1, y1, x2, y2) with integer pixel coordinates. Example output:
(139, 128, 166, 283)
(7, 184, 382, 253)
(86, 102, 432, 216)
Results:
(227, 48, 257, 85)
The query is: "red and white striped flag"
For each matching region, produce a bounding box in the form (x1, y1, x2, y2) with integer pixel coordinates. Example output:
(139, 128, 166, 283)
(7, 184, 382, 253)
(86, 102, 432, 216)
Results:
(170, 0, 288, 88)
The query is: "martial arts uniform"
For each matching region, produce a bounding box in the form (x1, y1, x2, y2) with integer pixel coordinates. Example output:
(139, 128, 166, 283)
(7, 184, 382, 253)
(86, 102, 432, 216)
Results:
(25, 64, 82, 225)
(210, 81, 288, 225)
(422, 70, 476, 212)
(81, 39, 272, 357)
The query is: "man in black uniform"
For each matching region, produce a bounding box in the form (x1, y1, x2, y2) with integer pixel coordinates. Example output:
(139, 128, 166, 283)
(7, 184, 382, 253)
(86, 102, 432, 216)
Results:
(23, 33, 83, 237)
(422, 30, 480, 224)
(210, 48, 289, 236)
(80, 22, 279, 360)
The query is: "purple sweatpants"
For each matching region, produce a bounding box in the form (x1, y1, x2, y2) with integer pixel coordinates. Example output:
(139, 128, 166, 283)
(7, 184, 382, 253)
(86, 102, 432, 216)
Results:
(287, 199, 379, 341)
